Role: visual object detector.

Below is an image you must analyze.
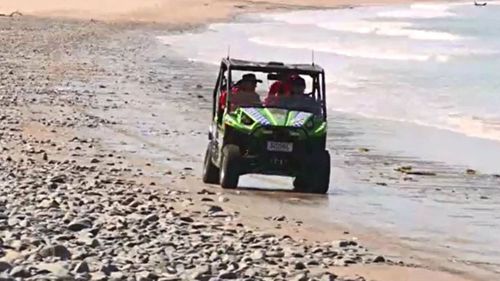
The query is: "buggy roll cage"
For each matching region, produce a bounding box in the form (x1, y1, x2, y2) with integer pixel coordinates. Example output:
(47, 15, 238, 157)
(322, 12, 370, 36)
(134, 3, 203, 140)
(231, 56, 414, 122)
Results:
(212, 58, 327, 122)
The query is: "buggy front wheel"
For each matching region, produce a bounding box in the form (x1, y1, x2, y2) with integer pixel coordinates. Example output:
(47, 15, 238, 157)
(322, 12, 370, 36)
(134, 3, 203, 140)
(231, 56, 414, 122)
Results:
(220, 144, 240, 189)
(293, 150, 331, 194)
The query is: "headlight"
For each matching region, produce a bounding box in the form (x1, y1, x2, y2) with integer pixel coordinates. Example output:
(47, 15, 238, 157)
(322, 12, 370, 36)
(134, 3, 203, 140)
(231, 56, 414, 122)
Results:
(305, 119, 314, 129)
(241, 113, 254, 126)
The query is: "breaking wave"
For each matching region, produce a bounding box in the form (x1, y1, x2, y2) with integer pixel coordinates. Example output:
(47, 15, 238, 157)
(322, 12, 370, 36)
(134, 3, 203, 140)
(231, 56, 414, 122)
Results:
(249, 36, 449, 62)
(377, 3, 458, 19)
(317, 20, 463, 41)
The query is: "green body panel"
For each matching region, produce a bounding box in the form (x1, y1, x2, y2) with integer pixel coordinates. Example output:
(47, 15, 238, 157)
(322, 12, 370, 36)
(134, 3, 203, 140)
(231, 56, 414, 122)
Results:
(222, 107, 326, 138)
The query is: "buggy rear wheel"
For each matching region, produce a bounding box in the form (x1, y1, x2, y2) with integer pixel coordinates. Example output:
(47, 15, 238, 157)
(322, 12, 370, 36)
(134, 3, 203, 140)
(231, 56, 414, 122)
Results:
(220, 144, 240, 189)
(202, 142, 220, 184)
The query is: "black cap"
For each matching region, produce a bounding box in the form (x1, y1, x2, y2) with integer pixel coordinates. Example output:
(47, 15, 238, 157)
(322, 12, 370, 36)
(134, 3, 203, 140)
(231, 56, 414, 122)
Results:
(236, 73, 262, 85)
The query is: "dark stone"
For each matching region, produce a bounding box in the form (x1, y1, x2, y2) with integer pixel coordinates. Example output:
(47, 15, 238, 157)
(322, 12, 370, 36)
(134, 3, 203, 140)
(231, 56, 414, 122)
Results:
(0, 262, 11, 273)
(466, 169, 476, 175)
(74, 261, 90, 273)
(294, 262, 306, 270)
(273, 216, 286, 222)
(9, 266, 31, 278)
(68, 219, 92, 231)
(180, 217, 194, 223)
(373, 256, 386, 263)
(143, 214, 159, 225)
(100, 263, 119, 275)
(338, 241, 349, 247)
(39, 245, 72, 260)
(207, 206, 223, 213)
(219, 271, 238, 279)
(50, 175, 67, 183)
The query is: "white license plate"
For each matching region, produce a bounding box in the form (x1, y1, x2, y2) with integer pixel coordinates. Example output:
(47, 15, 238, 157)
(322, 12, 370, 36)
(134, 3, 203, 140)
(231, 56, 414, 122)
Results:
(267, 141, 293, 152)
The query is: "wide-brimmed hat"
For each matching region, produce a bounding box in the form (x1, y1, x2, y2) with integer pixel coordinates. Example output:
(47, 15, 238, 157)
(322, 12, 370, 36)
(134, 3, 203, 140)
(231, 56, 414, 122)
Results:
(236, 73, 262, 85)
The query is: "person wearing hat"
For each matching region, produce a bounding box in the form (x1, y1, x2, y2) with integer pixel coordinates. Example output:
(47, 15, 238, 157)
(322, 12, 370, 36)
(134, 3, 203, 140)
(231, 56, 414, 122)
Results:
(220, 73, 262, 111)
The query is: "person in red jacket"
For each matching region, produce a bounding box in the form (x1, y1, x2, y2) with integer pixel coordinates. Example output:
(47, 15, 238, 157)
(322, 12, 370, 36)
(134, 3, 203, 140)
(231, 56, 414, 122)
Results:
(268, 71, 293, 97)
(265, 73, 304, 106)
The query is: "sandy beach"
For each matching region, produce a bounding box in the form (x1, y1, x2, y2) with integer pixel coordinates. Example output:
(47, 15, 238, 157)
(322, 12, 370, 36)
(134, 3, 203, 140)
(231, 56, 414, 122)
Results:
(1, 0, 498, 281)
(1, 0, 429, 24)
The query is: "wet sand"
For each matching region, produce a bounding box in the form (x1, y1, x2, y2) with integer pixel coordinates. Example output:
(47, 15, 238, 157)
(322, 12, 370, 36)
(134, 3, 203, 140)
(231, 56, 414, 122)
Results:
(1, 2, 498, 281)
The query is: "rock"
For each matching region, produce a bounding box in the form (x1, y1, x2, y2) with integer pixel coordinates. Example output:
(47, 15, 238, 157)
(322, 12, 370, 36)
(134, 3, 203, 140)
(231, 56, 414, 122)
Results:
(466, 169, 476, 175)
(338, 240, 350, 248)
(39, 245, 72, 260)
(9, 266, 30, 278)
(0, 262, 11, 273)
(198, 189, 215, 195)
(143, 214, 159, 224)
(50, 175, 67, 183)
(100, 263, 119, 275)
(207, 205, 223, 214)
(272, 215, 286, 222)
(36, 262, 70, 277)
(218, 196, 229, 203)
(250, 250, 264, 260)
(294, 261, 306, 270)
(307, 260, 320, 266)
(318, 272, 337, 281)
(265, 251, 284, 258)
(290, 272, 309, 281)
(218, 271, 238, 279)
(74, 261, 90, 273)
(109, 272, 125, 281)
(373, 255, 386, 263)
(135, 271, 158, 281)
(190, 264, 211, 280)
(406, 171, 436, 176)
(91, 272, 108, 281)
(395, 166, 412, 173)
(180, 217, 194, 223)
(68, 219, 92, 231)
(266, 270, 280, 278)
(0, 272, 14, 281)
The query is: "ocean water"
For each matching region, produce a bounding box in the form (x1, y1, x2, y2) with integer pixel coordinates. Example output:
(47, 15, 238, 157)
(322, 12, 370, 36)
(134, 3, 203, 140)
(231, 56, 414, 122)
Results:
(158, 1, 500, 173)
(159, 1, 500, 141)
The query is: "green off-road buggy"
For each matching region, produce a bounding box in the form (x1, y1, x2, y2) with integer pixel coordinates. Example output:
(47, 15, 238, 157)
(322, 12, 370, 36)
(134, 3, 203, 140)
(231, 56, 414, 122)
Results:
(202, 58, 330, 194)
